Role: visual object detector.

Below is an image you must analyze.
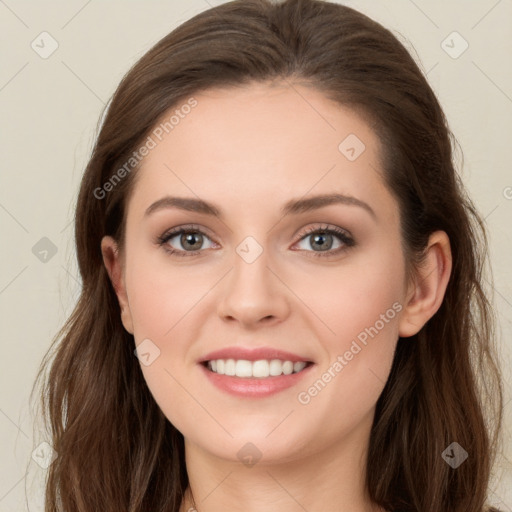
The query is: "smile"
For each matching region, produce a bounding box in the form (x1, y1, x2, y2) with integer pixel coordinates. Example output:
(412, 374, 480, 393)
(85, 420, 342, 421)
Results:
(205, 359, 310, 378)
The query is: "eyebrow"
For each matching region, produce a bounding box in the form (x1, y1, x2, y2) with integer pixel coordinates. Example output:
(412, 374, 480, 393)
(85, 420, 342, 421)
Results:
(144, 193, 376, 220)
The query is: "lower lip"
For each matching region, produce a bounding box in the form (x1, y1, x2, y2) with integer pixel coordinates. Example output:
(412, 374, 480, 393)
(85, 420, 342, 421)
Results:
(199, 363, 315, 398)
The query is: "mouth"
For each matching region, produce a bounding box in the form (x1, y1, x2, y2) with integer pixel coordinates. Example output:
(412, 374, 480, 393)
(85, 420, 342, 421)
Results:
(202, 358, 314, 378)
(198, 347, 316, 398)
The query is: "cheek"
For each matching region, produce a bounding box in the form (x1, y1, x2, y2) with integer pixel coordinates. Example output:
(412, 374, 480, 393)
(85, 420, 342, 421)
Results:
(303, 243, 405, 340)
(301, 242, 404, 391)
(125, 250, 212, 342)
(123, 251, 208, 430)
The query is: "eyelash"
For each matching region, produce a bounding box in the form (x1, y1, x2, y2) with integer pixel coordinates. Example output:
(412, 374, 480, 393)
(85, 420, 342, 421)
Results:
(156, 223, 355, 258)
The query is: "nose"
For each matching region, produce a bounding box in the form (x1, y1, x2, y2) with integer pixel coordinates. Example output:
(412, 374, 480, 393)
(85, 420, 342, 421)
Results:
(217, 248, 291, 329)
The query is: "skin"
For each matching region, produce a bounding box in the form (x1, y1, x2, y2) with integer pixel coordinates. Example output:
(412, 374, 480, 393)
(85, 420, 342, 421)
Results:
(101, 81, 452, 512)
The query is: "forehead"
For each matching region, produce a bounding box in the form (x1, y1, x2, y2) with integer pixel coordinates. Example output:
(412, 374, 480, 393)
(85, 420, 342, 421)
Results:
(127, 81, 394, 220)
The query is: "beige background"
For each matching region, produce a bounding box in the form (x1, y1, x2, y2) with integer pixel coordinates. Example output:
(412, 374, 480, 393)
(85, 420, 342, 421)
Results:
(0, 0, 511, 510)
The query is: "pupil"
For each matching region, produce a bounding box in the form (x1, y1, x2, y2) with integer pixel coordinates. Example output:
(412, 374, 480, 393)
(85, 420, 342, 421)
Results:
(182, 232, 202, 250)
(312, 233, 332, 251)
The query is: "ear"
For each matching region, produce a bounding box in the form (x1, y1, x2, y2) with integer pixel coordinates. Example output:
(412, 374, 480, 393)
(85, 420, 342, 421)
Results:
(398, 230, 452, 338)
(101, 236, 134, 335)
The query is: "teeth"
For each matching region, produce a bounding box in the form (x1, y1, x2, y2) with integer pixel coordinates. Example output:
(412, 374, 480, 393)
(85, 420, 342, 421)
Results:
(225, 359, 236, 376)
(236, 359, 253, 377)
(206, 359, 308, 378)
(251, 359, 268, 378)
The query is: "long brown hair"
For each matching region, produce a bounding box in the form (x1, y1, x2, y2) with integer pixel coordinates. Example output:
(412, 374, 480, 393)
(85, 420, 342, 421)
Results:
(31, 0, 504, 510)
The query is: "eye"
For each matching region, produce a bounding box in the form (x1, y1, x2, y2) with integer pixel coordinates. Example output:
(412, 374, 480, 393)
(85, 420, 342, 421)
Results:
(156, 223, 355, 258)
(157, 225, 217, 257)
(293, 224, 355, 257)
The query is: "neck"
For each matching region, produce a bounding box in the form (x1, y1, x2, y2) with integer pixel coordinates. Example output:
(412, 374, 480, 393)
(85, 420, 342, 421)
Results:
(179, 410, 385, 512)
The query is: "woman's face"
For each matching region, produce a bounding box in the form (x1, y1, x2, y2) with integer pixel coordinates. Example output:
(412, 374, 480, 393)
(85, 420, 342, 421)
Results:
(105, 81, 413, 464)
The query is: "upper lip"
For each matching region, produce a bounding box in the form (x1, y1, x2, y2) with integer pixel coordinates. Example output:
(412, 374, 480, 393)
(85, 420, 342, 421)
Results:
(199, 347, 314, 363)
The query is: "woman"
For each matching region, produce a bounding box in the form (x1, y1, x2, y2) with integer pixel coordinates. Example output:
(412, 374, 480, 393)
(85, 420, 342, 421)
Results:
(32, 0, 504, 510)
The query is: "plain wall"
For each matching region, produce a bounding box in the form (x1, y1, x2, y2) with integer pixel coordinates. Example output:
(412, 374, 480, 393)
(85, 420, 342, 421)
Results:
(0, 0, 510, 510)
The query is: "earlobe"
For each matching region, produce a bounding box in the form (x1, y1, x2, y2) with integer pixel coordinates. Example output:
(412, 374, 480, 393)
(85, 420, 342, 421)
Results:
(100, 236, 134, 335)
(398, 231, 452, 338)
